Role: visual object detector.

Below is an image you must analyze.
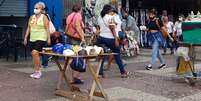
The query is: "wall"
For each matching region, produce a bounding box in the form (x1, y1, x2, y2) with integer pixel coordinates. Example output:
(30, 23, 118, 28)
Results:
(28, 0, 63, 31)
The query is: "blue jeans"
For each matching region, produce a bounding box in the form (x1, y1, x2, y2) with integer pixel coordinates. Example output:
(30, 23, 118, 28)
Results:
(42, 43, 48, 67)
(42, 54, 49, 67)
(151, 40, 165, 65)
(96, 36, 126, 75)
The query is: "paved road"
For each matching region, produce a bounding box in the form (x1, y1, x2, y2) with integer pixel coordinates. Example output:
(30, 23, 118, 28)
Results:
(1, 49, 201, 101)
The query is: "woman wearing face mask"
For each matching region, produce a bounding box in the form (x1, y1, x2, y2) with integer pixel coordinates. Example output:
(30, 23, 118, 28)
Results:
(24, 2, 51, 79)
(144, 9, 167, 70)
(173, 15, 184, 49)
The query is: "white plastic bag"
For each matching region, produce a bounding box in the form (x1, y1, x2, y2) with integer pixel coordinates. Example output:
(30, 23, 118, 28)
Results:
(176, 47, 190, 61)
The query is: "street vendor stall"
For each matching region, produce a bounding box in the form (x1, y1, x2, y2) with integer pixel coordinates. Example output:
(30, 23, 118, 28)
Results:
(176, 21, 201, 84)
(40, 44, 114, 101)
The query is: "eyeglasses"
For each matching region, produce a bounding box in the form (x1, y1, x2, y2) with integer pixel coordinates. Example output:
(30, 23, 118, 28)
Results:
(34, 8, 39, 9)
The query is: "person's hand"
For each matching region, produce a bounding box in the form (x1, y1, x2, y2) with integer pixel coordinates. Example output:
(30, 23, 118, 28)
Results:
(24, 38, 27, 46)
(115, 38, 119, 47)
(81, 38, 85, 43)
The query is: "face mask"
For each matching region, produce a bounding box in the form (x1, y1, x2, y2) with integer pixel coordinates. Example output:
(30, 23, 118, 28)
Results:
(149, 16, 154, 20)
(179, 18, 183, 21)
(34, 9, 41, 14)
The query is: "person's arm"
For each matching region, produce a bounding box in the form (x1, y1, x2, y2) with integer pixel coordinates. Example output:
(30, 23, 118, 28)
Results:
(75, 16, 85, 42)
(43, 15, 51, 45)
(158, 19, 173, 40)
(109, 24, 119, 47)
(24, 17, 31, 46)
(173, 22, 178, 40)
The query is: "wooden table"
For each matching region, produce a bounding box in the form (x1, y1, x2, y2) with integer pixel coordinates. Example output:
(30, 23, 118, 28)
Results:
(40, 52, 115, 101)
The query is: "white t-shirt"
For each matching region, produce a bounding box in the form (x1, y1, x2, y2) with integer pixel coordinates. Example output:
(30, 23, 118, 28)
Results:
(174, 21, 182, 36)
(98, 14, 120, 39)
(165, 21, 174, 34)
(113, 14, 122, 33)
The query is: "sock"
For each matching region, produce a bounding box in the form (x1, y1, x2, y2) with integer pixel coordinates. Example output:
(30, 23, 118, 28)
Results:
(148, 64, 152, 67)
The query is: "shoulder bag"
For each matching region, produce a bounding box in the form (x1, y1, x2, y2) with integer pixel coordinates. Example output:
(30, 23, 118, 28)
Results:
(65, 13, 81, 40)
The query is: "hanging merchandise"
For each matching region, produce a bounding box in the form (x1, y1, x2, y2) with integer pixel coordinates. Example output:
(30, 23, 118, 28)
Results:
(84, 0, 97, 34)
(94, 0, 110, 17)
(70, 57, 86, 72)
(131, 9, 149, 47)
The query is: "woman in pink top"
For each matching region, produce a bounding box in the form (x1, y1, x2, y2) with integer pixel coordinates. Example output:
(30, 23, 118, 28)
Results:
(65, 4, 85, 84)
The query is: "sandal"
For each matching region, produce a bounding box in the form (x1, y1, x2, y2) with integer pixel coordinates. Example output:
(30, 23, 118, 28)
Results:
(71, 78, 84, 84)
(121, 71, 130, 78)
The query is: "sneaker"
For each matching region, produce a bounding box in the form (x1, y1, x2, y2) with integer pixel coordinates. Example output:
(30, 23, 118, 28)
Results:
(121, 71, 130, 78)
(30, 71, 42, 79)
(145, 65, 152, 70)
(30, 72, 37, 78)
(158, 64, 166, 69)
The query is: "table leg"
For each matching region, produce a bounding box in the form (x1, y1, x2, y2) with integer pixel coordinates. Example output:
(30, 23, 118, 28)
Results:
(53, 57, 71, 90)
(87, 59, 109, 101)
(89, 59, 103, 99)
(189, 45, 196, 72)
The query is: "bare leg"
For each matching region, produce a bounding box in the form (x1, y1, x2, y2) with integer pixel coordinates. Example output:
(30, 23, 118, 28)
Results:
(31, 50, 41, 71)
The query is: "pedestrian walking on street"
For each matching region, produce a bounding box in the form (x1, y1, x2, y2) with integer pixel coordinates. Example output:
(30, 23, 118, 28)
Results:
(162, 16, 174, 54)
(24, 2, 51, 79)
(173, 15, 184, 49)
(96, 4, 129, 78)
(143, 9, 169, 70)
(65, 4, 85, 84)
(41, 7, 56, 68)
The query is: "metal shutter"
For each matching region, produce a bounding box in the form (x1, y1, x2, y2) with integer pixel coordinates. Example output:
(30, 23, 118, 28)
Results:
(0, 0, 27, 17)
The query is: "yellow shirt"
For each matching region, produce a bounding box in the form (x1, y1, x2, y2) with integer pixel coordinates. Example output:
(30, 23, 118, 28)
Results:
(29, 14, 47, 42)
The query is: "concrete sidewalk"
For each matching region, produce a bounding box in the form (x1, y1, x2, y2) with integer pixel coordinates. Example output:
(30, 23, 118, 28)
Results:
(1, 49, 201, 101)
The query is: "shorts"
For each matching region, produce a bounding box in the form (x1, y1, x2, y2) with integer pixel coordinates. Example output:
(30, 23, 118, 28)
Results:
(30, 40, 47, 52)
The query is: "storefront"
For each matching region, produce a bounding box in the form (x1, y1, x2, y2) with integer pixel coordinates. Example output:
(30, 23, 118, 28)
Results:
(122, 0, 201, 17)
(0, 0, 63, 31)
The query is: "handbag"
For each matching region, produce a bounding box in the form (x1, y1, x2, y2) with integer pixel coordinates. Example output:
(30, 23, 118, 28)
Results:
(70, 57, 86, 72)
(45, 14, 56, 34)
(65, 13, 81, 40)
(156, 19, 168, 38)
(70, 42, 87, 72)
(49, 20, 56, 34)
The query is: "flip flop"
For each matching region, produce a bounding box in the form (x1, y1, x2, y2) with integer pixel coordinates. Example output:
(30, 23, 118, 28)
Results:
(71, 78, 84, 84)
